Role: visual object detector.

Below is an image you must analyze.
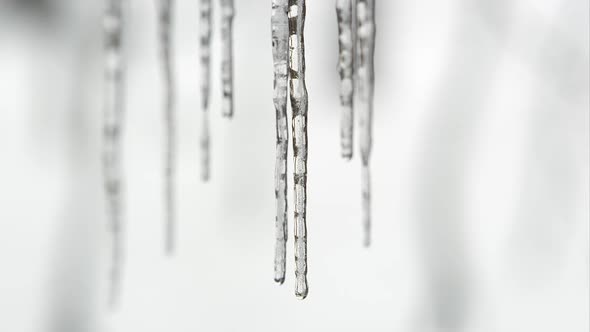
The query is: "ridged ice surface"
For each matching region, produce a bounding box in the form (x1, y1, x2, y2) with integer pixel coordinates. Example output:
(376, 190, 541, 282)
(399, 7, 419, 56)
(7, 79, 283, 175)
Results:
(271, 0, 289, 285)
(288, 0, 309, 299)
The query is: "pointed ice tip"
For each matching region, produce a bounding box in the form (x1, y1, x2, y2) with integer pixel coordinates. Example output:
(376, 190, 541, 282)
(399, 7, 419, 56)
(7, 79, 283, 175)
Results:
(295, 291, 308, 300)
(295, 282, 309, 300)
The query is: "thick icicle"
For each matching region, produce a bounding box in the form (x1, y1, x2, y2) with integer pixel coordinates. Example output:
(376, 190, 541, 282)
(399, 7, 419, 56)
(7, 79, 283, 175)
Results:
(355, 0, 375, 247)
(220, 0, 234, 118)
(271, 0, 289, 285)
(157, 0, 176, 254)
(288, 0, 309, 299)
(336, 0, 354, 160)
(103, 0, 125, 306)
(200, 0, 212, 181)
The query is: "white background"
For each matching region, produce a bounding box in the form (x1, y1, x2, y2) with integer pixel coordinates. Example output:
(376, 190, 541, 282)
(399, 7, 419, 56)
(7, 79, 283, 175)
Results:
(0, 0, 588, 331)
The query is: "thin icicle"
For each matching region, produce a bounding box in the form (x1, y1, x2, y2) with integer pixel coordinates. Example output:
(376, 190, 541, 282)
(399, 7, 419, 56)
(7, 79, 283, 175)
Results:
(103, 0, 125, 306)
(200, 0, 212, 181)
(361, 163, 371, 246)
(157, 0, 176, 254)
(288, 0, 309, 299)
(271, 0, 289, 285)
(336, 0, 354, 160)
(220, 0, 234, 118)
(355, 0, 375, 247)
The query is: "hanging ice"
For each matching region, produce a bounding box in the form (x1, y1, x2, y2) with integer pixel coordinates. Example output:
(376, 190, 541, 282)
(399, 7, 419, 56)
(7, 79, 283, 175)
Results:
(271, 0, 289, 285)
(200, 0, 212, 181)
(220, 0, 234, 118)
(157, 0, 176, 253)
(288, 0, 309, 299)
(355, 0, 375, 247)
(336, 0, 354, 160)
(103, 0, 125, 306)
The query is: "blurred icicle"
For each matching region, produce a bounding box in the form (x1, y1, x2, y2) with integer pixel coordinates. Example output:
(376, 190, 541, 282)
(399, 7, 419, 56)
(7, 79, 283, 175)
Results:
(103, 0, 125, 306)
(355, 0, 375, 247)
(200, 0, 212, 181)
(271, 0, 289, 285)
(157, 0, 176, 254)
(336, 0, 354, 160)
(288, 0, 309, 299)
(220, 0, 234, 117)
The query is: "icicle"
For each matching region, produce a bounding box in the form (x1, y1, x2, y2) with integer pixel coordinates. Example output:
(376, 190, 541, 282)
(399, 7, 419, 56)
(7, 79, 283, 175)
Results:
(336, 0, 354, 160)
(103, 0, 125, 306)
(288, 0, 309, 299)
(200, 0, 212, 181)
(271, 0, 289, 285)
(220, 0, 234, 118)
(157, 0, 176, 254)
(361, 162, 371, 246)
(355, 0, 375, 247)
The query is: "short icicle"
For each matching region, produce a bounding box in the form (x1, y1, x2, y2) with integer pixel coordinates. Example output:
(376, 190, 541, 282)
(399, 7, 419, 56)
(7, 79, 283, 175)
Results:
(288, 0, 309, 299)
(200, 0, 212, 181)
(220, 0, 235, 118)
(355, 0, 375, 247)
(103, 0, 125, 306)
(271, 0, 289, 285)
(157, 0, 176, 254)
(336, 0, 354, 160)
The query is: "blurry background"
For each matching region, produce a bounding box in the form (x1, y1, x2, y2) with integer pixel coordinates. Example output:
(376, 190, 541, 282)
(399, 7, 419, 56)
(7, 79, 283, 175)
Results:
(0, 0, 588, 331)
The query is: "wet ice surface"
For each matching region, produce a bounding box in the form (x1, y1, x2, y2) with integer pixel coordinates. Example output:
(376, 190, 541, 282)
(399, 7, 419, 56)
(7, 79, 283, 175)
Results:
(271, 0, 289, 285)
(288, 0, 309, 300)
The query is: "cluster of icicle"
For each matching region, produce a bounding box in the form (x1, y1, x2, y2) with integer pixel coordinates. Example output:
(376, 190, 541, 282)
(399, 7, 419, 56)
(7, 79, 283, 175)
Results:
(157, 0, 234, 255)
(102, 0, 373, 305)
(200, 0, 235, 181)
(336, 0, 376, 247)
(271, 0, 376, 299)
(102, 0, 235, 306)
(272, 0, 309, 299)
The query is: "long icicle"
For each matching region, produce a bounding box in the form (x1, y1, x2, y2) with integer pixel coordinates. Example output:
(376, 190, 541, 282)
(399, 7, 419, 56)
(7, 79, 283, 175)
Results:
(271, 0, 289, 285)
(356, 0, 375, 247)
(200, 0, 212, 181)
(288, 0, 309, 299)
(103, 0, 125, 306)
(336, 0, 354, 160)
(220, 0, 234, 118)
(157, 0, 176, 254)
